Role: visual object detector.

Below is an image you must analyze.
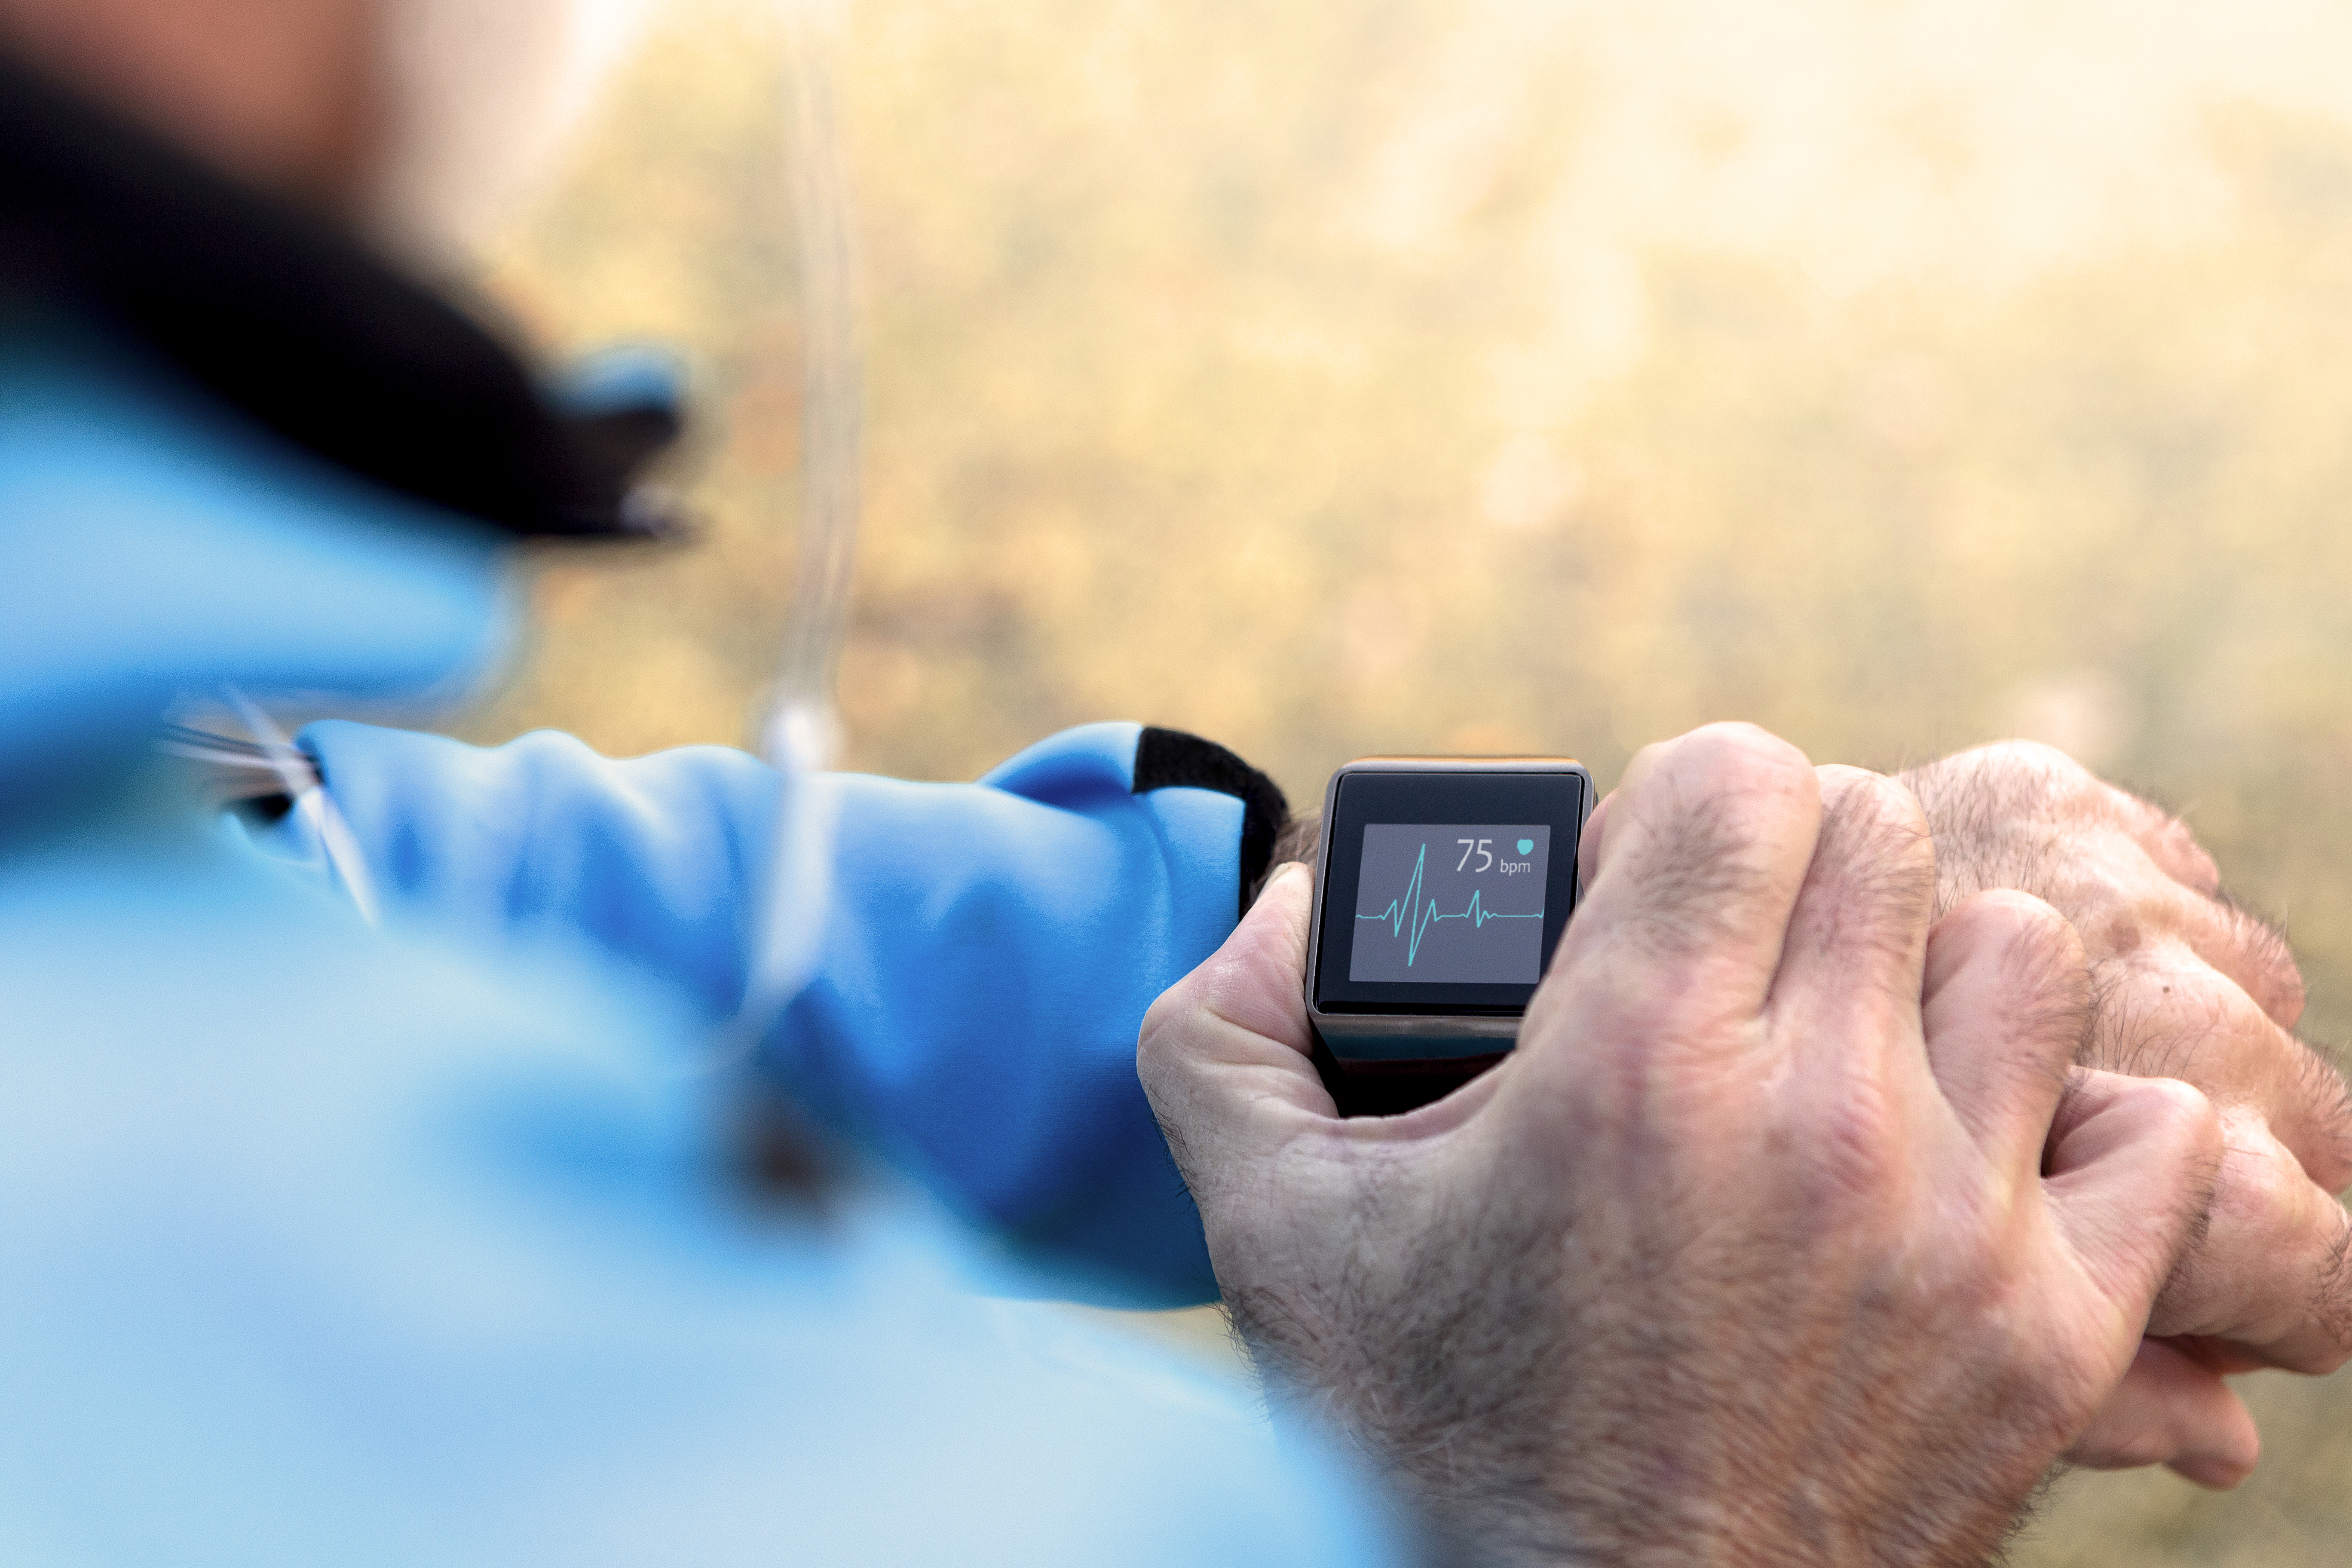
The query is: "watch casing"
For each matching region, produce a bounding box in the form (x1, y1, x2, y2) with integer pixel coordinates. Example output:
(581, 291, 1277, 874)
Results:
(1303, 755, 1592, 1113)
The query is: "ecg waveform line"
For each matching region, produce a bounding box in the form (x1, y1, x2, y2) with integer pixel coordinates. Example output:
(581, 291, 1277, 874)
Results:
(1357, 842, 1544, 967)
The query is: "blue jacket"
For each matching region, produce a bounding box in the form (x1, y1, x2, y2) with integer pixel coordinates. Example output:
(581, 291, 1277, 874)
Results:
(287, 715, 1254, 1305)
(0, 315, 1400, 1563)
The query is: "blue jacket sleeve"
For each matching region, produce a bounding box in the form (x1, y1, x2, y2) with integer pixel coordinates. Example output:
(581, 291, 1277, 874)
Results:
(296, 719, 1277, 1307)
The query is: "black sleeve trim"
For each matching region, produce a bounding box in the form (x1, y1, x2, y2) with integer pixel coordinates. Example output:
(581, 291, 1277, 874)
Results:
(1133, 727, 1291, 922)
(0, 52, 680, 541)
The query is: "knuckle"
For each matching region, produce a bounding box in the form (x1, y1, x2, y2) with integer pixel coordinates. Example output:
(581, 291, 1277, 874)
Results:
(2210, 1114, 2296, 1209)
(1902, 744, 2106, 912)
(1660, 723, 1817, 802)
(2059, 861, 2146, 917)
(2269, 958, 2310, 1026)
(2082, 944, 2251, 1078)
(2230, 1162, 2352, 1365)
(2292, 1045, 2352, 1194)
(1818, 764, 1929, 837)
(2203, 1122, 2351, 1323)
(2312, 1212, 2352, 1360)
(2148, 814, 2225, 891)
(1686, 718, 1805, 756)
(1810, 770, 1935, 908)
(2209, 898, 2307, 1025)
(1975, 888, 2090, 990)
(2040, 857, 2172, 949)
(2132, 1074, 2226, 1154)
(1969, 739, 2095, 804)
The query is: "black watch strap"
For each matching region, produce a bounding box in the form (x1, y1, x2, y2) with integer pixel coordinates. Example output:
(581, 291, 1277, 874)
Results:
(1308, 1028, 1506, 1118)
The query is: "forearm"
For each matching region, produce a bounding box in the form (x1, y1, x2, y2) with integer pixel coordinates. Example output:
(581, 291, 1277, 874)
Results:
(287, 718, 1285, 1303)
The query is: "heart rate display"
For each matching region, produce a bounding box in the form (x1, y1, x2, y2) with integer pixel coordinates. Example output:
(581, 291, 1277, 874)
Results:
(1349, 823, 1551, 984)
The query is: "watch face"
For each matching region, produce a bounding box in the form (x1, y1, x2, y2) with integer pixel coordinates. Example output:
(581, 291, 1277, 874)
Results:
(1346, 823, 1553, 984)
(1312, 765, 1589, 1020)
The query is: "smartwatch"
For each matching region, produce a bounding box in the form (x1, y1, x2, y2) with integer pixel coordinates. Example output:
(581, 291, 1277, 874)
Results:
(1304, 756, 1593, 1117)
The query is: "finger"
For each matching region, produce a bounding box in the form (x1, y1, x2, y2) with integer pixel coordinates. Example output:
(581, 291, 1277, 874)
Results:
(1540, 723, 1821, 1051)
(1903, 744, 2300, 1029)
(1136, 864, 1331, 1195)
(1766, 767, 1936, 1075)
(2086, 942, 2352, 1192)
(2103, 785, 2223, 897)
(2194, 893, 2305, 1031)
(1918, 891, 2088, 1175)
(2043, 1068, 2224, 1328)
(2065, 1338, 2259, 1490)
(2112, 883, 2306, 1034)
(2074, 784, 2300, 1029)
(2142, 1104, 2352, 1374)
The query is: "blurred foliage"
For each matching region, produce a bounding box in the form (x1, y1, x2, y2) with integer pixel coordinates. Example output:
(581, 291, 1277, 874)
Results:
(467, 0, 2352, 1556)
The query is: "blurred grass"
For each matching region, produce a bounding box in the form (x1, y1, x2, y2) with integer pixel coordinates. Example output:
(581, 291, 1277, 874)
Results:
(466, 1, 2352, 1557)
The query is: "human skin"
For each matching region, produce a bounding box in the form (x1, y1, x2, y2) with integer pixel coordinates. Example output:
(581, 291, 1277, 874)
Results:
(1143, 724, 2224, 1566)
(1255, 738, 2352, 1488)
(0, 0, 384, 208)
(0, 0, 593, 259)
(1892, 743, 2352, 1476)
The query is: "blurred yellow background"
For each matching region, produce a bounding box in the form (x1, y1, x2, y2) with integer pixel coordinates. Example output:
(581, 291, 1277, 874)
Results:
(462, 0, 2352, 1557)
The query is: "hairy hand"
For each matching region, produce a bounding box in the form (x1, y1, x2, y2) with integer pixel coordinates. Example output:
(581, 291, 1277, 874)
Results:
(1897, 742, 2352, 1483)
(1142, 725, 2220, 1567)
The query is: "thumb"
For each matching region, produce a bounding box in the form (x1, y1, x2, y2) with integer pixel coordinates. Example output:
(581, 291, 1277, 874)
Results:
(2045, 1067, 2226, 1337)
(1137, 864, 1331, 1197)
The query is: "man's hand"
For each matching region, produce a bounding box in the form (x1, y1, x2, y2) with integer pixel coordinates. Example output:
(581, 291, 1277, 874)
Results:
(1142, 725, 2221, 1566)
(1898, 742, 2352, 1478)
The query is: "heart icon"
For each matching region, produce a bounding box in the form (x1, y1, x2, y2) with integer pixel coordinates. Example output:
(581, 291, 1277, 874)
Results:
(1516, 838, 1534, 855)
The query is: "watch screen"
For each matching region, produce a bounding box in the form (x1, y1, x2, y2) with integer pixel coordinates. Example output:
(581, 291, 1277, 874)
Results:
(1347, 824, 1553, 984)
(1312, 765, 1587, 1024)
